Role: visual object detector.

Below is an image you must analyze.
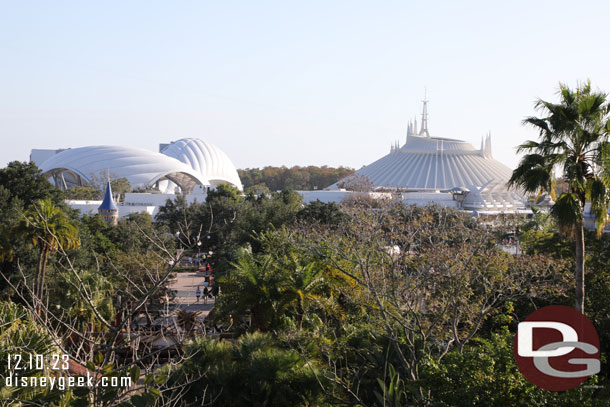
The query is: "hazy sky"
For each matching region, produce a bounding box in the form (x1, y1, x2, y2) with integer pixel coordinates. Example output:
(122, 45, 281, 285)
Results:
(2, 1, 610, 171)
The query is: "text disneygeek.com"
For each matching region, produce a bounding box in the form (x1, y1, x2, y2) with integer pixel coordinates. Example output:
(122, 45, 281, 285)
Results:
(4, 353, 131, 390)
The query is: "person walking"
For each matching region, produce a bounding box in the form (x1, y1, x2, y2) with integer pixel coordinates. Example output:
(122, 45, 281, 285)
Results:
(196, 286, 201, 303)
(203, 286, 209, 304)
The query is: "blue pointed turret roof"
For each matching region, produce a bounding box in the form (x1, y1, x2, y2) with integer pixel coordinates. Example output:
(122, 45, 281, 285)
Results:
(98, 180, 119, 211)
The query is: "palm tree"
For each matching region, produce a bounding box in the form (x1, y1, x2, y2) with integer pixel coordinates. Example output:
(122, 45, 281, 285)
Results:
(216, 253, 284, 331)
(16, 199, 80, 313)
(176, 309, 202, 336)
(509, 80, 610, 313)
(284, 263, 326, 331)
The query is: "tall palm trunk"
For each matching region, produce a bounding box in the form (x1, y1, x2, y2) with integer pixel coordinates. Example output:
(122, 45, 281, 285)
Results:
(574, 221, 585, 313)
(251, 307, 262, 331)
(297, 302, 304, 331)
(35, 243, 50, 315)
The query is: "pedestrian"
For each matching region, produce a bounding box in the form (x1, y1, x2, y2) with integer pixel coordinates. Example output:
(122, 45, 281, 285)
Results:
(196, 286, 201, 303)
(203, 286, 209, 304)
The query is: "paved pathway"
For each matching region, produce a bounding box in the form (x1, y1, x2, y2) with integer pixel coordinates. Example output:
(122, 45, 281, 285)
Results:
(168, 271, 216, 315)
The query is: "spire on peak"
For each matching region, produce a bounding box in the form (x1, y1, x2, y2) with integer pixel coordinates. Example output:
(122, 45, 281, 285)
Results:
(480, 132, 493, 158)
(99, 180, 118, 211)
(485, 132, 492, 158)
(406, 120, 413, 137)
(419, 93, 430, 137)
(98, 179, 119, 226)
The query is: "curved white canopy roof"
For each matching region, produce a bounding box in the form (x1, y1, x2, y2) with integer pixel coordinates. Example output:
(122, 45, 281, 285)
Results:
(161, 138, 243, 190)
(40, 146, 209, 193)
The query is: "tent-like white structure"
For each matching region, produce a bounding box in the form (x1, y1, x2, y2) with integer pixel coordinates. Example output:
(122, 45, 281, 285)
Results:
(328, 101, 527, 212)
(37, 138, 243, 194)
(160, 138, 243, 190)
(40, 145, 209, 193)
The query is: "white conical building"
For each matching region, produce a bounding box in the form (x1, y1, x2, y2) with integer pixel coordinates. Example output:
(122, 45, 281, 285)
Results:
(328, 101, 527, 212)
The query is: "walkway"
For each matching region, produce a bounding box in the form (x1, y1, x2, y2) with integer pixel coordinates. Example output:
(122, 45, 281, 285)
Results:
(168, 270, 216, 315)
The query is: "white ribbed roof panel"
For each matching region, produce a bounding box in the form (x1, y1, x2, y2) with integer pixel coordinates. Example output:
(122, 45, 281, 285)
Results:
(40, 146, 209, 193)
(160, 138, 243, 190)
(329, 134, 514, 191)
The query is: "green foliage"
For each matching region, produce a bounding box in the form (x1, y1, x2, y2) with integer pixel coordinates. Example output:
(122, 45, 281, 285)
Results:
(0, 161, 64, 208)
(422, 327, 603, 407)
(0, 301, 61, 405)
(296, 200, 346, 226)
(155, 186, 303, 275)
(64, 186, 101, 200)
(110, 212, 151, 250)
(0, 162, 68, 293)
(236, 190, 302, 253)
(16, 199, 81, 309)
(509, 80, 610, 313)
(238, 165, 354, 191)
(374, 364, 408, 407)
(87, 173, 131, 202)
(551, 192, 582, 232)
(166, 332, 325, 406)
(207, 183, 243, 203)
(214, 252, 286, 332)
(50, 269, 115, 334)
(509, 80, 610, 232)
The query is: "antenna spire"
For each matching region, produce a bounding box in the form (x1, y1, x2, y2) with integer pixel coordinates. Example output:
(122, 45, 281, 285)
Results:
(419, 89, 430, 137)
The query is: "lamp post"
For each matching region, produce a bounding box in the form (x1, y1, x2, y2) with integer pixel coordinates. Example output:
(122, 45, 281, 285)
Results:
(197, 240, 202, 269)
(175, 232, 183, 264)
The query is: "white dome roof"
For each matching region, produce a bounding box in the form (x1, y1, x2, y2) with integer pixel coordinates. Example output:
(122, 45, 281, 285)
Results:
(328, 132, 526, 211)
(40, 146, 209, 193)
(350, 134, 513, 190)
(160, 138, 242, 190)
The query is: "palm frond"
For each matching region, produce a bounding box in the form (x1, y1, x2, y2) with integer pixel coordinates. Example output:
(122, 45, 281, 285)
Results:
(587, 177, 610, 237)
(508, 154, 552, 192)
(550, 193, 582, 233)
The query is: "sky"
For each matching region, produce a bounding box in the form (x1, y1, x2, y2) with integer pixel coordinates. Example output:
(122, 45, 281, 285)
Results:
(1, 1, 610, 171)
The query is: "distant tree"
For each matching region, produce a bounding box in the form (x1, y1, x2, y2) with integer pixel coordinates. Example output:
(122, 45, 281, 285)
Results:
(111, 177, 132, 200)
(508, 80, 610, 313)
(238, 165, 355, 191)
(207, 183, 243, 202)
(88, 172, 131, 202)
(297, 200, 346, 225)
(64, 185, 101, 200)
(0, 161, 64, 207)
(337, 173, 374, 192)
(234, 190, 302, 253)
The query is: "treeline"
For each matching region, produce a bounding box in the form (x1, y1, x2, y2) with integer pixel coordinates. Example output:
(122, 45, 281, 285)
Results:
(238, 165, 354, 191)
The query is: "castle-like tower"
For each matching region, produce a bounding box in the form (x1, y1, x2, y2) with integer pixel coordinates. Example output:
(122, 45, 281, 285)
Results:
(98, 180, 119, 226)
